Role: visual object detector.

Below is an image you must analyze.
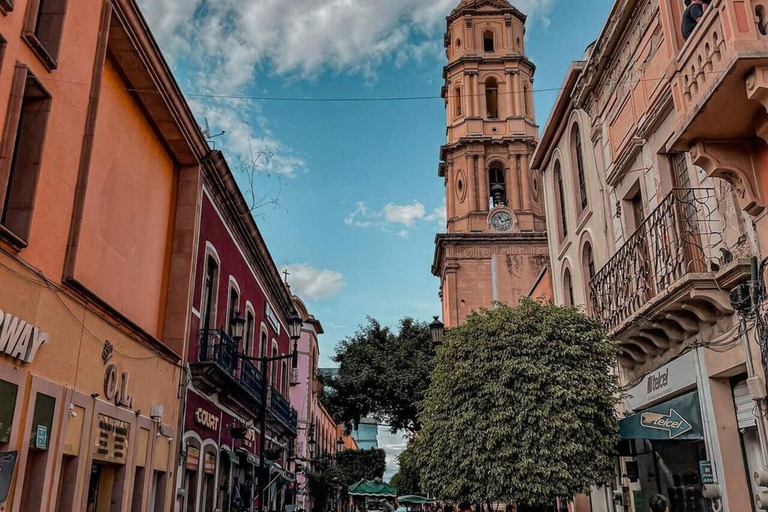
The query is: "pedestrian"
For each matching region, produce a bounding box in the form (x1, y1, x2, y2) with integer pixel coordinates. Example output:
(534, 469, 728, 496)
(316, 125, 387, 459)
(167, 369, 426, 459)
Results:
(682, 0, 707, 40)
(650, 494, 669, 512)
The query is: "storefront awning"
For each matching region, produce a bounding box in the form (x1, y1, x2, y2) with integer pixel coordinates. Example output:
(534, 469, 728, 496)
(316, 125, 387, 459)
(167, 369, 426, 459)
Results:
(235, 447, 259, 466)
(619, 391, 704, 441)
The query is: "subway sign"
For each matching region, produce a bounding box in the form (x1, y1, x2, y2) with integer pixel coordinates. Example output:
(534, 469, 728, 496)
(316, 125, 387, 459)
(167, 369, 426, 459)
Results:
(0, 310, 48, 364)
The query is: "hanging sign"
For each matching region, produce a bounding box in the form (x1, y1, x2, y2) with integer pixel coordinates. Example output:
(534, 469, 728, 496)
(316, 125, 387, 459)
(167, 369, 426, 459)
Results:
(186, 447, 200, 471)
(0, 451, 18, 505)
(620, 391, 704, 441)
(0, 310, 48, 364)
(204, 452, 216, 474)
(243, 427, 257, 449)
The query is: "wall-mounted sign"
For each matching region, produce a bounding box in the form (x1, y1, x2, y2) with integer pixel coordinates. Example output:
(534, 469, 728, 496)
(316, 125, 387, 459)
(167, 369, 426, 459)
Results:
(700, 461, 715, 484)
(186, 447, 200, 471)
(0, 451, 18, 504)
(204, 452, 216, 474)
(626, 351, 698, 411)
(94, 415, 130, 465)
(620, 392, 704, 441)
(265, 303, 281, 335)
(0, 310, 48, 364)
(194, 408, 220, 432)
(35, 425, 48, 450)
(103, 364, 134, 410)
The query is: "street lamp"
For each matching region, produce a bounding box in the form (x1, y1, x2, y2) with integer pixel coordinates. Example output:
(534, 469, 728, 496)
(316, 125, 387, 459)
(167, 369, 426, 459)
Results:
(429, 316, 444, 345)
(337, 437, 345, 454)
(289, 313, 302, 368)
(231, 311, 246, 343)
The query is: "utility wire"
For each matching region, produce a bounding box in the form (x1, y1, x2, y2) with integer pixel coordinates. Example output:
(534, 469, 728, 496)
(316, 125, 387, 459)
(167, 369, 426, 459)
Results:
(39, 69, 728, 104)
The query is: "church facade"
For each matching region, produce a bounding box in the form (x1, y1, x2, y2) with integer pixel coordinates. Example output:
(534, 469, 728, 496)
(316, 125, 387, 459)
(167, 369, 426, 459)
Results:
(433, 0, 549, 327)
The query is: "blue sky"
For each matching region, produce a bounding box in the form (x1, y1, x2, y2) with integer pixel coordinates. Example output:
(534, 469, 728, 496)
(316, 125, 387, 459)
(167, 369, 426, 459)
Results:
(138, 0, 614, 366)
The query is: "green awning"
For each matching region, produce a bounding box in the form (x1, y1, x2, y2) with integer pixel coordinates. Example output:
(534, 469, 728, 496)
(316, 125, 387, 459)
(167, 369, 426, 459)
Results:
(349, 479, 398, 498)
(619, 391, 704, 441)
(398, 496, 435, 505)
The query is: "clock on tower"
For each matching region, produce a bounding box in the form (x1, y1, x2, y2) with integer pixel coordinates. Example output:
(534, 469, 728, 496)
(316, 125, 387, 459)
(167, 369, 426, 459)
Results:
(431, 0, 549, 328)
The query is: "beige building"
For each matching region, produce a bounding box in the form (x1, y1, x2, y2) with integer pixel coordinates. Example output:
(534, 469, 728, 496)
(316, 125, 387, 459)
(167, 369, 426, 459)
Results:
(533, 0, 768, 511)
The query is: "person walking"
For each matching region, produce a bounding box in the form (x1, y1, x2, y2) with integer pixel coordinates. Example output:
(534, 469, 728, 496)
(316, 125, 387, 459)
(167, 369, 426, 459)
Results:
(650, 494, 669, 512)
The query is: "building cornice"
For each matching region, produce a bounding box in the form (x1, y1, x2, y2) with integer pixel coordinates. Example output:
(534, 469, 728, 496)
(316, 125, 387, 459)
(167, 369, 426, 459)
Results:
(432, 231, 549, 276)
(447, 1, 527, 24)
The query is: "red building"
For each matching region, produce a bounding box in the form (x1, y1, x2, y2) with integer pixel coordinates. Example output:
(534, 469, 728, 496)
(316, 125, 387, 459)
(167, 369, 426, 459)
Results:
(178, 151, 299, 512)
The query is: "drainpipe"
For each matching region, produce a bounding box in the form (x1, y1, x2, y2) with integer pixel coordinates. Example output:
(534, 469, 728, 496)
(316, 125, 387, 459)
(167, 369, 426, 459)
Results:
(740, 316, 768, 469)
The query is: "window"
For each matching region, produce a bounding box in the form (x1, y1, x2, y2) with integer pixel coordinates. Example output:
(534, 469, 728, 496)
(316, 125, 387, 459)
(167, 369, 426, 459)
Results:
(485, 78, 499, 119)
(0, 66, 52, 245)
(488, 164, 506, 207)
(628, 189, 645, 233)
(523, 85, 530, 116)
(271, 344, 278, 387)
(571, 124, 588, 211)
(0, 379, 18, 448)
(554, 162, 568, 239)
(245, 309, 255, 357)
(0, 0, 13, 15)
(260, 329, 268, 359)
(583, 243, 596, 310)
(19, 392, 56, 512)
(226, 281, 239, 340)
(281, 361, 288, 394)
(483, 30, 495, 52)
(201, 256, 219, 332)
(563, 269, 574, 307)
(23, 0, 69, 69)
(455, 87, 462, 118)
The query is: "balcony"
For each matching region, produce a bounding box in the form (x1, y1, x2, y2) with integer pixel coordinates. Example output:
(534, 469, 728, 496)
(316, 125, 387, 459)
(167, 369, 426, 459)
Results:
(670, 0, 768, 211)
(191, 330, 265, 414)
(590, 189, 749, 375)
(269, 388, 298, 435)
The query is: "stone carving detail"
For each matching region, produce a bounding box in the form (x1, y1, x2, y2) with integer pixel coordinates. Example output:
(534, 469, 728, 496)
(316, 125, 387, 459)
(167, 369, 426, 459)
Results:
(449, 245, 549, 259)
(681, 19, 724, 108)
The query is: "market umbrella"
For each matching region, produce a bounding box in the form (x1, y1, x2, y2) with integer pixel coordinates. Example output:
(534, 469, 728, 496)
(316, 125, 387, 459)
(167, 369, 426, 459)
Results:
(348, 479, 398, 498)
(397, 496, 435, 505)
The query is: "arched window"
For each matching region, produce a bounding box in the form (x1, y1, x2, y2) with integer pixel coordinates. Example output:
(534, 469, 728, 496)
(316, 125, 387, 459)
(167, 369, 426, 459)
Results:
(554, 161, 568, 239)
(455, 87, 462, 118)
(244, 305, 255, 357)
(200, 255, 219, 333)
(271, 343, 279, 388)
(571, 124, 588, 211)
(259, 328, 268, 359)
(483, 30, 495, 52)
(563, 268, 574, 307)
(485, 78, 499, 119)
(523, 85, 531, 117)
(281, 360, 289, 394)
(583, 242, 596, 311)
(488, 163, 506, 207)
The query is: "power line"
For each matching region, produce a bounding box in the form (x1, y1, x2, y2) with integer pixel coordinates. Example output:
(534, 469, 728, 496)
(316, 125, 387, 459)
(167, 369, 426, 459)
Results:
(40, 69, 728, 104)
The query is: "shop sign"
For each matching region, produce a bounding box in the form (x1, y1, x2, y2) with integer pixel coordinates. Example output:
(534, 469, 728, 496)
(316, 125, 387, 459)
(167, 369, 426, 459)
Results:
(626, 351, 697, 411)
(94, 415, 130, 464)
(243, 427, 257, 449)
(0, 451, 18, 505)
(186, 447, 200, 471)
(0, 310, 48, 364)
(620, 391, 704, 441)
(103, 363, 134, 410)
(265, 303, 281, 335)
(194, 407, 220, 432)
(700, 461, 715, 484)
(204, 452, 216, 474)
(35, 425, 48, 450)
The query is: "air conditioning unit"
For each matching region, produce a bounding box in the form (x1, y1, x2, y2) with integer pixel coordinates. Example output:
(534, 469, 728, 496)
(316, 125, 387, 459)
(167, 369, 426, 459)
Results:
(290, 368, 300, 386)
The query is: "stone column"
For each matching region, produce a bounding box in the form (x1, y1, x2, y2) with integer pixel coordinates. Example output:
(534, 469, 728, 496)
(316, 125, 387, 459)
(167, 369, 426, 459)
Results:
(466, 153, 478, 212)
(505, 70, 515, 118)
(446, 162, 456, 219)
(478, 153, 488, 211)
(471, 72, 480, 118)
(520, 151, 531, 211)
(509, 154, 521, 211)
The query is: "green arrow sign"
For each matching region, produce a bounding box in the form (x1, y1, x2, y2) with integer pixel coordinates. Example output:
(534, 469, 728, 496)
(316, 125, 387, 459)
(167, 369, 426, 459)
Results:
(620, 391, 704, 441)
(640, 408, 693, 439)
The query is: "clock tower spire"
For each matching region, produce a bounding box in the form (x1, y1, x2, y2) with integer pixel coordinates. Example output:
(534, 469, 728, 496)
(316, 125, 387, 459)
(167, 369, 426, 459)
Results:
(432, 0, 549, 327)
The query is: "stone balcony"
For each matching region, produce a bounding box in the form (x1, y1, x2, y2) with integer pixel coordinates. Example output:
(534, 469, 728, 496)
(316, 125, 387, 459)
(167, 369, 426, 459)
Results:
(669, 0, 768, 214)
(590, 188, 750, 378)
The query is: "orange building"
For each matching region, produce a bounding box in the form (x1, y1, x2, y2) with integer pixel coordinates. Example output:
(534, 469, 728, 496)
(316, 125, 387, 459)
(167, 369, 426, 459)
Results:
(0, 0, 207, 511)
(432, 0, 549, 328)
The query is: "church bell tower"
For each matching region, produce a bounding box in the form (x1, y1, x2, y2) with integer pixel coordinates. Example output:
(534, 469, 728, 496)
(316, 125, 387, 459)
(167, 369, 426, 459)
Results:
(432, 0, 549, 327)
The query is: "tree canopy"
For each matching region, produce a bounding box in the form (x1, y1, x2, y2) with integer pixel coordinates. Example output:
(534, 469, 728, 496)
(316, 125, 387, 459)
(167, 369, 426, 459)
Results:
(323, 317, 435, 434)
(389, 441, 422, 495)
(415, 300, 619, 506)
(336, 448, 387, 489)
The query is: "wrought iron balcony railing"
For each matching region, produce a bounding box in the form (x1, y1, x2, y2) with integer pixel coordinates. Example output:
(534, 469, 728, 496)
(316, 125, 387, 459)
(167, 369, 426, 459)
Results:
(197, 329, 265, 402)
(270, 387, 298, 432)
(589, 188, 726, 332)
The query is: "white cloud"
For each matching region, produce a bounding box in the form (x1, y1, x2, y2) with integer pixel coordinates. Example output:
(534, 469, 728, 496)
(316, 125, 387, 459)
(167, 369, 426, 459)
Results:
(379, 428, 408, 482)
(346, 200, 446, 236)
(280, 263, 345, 301)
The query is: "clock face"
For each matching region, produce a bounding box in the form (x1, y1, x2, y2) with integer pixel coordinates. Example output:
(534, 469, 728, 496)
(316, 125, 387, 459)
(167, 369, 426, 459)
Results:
(490, 211, 513, 232)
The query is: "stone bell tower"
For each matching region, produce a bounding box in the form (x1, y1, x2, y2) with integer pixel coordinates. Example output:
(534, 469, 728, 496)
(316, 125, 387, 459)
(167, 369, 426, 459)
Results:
(432, 0, 549, 327)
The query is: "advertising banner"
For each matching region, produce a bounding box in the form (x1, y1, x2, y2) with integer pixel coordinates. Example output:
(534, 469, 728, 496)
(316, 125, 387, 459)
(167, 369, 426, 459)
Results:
(619, 391, 704, 441)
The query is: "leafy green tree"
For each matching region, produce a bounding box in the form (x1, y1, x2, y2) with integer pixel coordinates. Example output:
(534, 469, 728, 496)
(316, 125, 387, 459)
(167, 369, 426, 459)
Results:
(390, 442, 422, 495)
(415, 300, 619, 507)
(324, 318, 435, 433)
(336, 448, 387, 488)
(306, 464, 341, 512)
